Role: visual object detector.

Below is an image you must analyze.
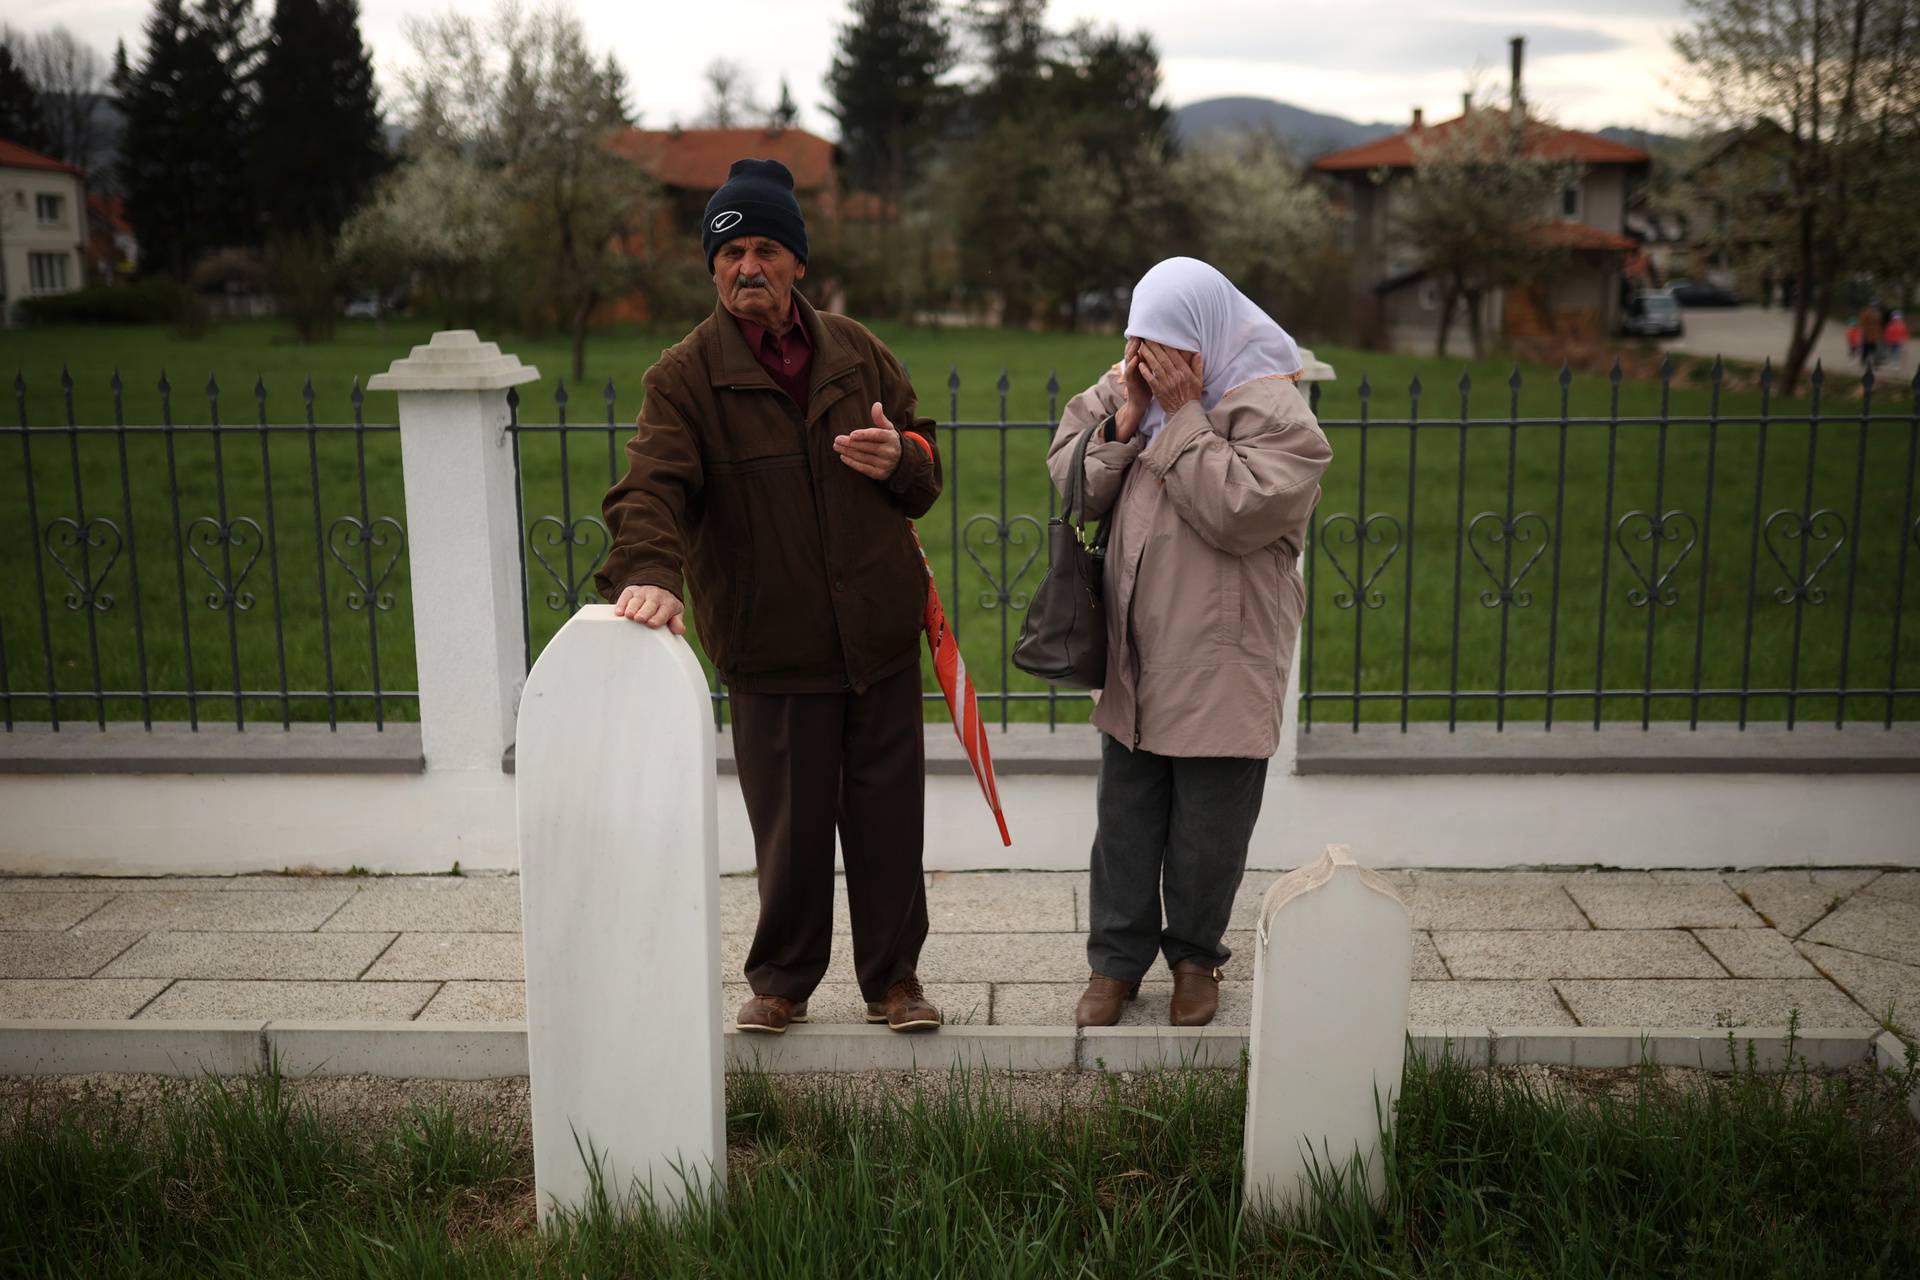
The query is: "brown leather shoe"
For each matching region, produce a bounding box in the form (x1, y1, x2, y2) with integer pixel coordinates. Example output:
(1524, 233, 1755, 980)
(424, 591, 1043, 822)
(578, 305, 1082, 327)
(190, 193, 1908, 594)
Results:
(865, 976, 941, 1031)
(1074, 973, 1141, 1028)
(1169, 961, 1222, 1027)
(735, 994, 808, 1034)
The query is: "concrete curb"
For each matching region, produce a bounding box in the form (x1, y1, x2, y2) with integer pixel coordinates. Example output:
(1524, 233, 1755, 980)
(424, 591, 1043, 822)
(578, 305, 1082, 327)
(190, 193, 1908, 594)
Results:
(0, 1021, 1909, 1093)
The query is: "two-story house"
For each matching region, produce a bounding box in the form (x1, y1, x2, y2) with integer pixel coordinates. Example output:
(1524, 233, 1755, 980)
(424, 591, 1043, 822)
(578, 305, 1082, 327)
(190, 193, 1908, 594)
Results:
(0, 138, 89, 327)
(1311, 39, 1651, 359)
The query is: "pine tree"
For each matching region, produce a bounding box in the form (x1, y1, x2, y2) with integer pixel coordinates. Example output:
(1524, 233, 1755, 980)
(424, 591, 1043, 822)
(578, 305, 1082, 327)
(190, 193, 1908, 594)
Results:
(825, 0, 953, 195)
(0, 42, 50, 152)
(117, 0, 196, 275)
(603, 52, 633, 127)
(252, 0, 387, 242)
(772, 76, 797, 129)
(117, 0, 262, 276)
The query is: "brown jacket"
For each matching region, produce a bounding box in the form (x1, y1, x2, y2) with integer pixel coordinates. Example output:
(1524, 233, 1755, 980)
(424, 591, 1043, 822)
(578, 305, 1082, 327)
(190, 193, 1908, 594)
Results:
(1047, 369, 1332, 758)
(596, 293, 943, 693)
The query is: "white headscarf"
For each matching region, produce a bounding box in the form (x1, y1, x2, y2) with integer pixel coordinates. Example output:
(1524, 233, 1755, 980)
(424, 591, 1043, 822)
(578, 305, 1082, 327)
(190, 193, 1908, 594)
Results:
(1124, 257, 1304, 440)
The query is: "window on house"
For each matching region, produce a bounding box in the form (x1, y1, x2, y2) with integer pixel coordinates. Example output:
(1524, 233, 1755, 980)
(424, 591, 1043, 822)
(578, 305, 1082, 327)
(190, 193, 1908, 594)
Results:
(1562, 184, 1581, 218)
(29, 252, 70, 295)
(35, 193, 63, 225)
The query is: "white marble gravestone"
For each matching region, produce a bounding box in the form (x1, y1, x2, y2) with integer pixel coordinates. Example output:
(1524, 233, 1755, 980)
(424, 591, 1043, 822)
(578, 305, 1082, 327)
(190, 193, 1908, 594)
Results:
(1243, 843, 1411, 1221)
(516, 604, 725, 1221)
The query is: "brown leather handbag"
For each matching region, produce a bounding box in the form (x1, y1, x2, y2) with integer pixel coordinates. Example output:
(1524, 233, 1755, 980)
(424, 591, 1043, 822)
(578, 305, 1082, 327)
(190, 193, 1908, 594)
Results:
(1011, 420, 1113, 689)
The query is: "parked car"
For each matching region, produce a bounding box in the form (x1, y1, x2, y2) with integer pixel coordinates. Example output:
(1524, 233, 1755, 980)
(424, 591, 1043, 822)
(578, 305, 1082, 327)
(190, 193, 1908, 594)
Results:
(343, 292, 405, 319)
(1664, 279, 1743, 307)
(1621, 290, 1685, 338)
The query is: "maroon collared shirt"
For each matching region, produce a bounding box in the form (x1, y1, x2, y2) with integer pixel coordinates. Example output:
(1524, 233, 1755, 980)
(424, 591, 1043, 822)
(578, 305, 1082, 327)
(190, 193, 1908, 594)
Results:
(735, 301, 814, 414)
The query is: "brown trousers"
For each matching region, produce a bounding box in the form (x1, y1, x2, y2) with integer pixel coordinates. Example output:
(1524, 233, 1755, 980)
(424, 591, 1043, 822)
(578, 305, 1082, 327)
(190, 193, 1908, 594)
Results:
(730, 661, 928, 1004)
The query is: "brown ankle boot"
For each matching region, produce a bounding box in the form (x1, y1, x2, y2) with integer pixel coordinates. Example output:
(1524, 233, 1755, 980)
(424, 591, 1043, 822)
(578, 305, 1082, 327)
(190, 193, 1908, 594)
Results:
(1169, 961, 1221, 1027)
(1074, 973, 1140, 1027)
(865, 976, 941, 1032)
(735, 994, 808, 1034)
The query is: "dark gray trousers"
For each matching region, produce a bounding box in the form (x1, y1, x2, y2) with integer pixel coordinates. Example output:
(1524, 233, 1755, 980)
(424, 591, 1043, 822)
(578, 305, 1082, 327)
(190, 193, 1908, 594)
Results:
(1086, 733, 1269, 982)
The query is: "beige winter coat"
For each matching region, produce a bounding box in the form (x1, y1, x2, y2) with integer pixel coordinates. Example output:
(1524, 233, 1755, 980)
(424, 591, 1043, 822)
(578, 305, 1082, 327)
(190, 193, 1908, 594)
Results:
(1046, 368, 1332, 758)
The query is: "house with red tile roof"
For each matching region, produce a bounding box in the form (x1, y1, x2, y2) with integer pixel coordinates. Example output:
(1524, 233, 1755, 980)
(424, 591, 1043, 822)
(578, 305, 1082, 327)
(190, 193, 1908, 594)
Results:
(601, 124, 880, 322)
(0, 138, 89, 325)
(86, 192, 138, 284)
(1311, 45, 1651, 360)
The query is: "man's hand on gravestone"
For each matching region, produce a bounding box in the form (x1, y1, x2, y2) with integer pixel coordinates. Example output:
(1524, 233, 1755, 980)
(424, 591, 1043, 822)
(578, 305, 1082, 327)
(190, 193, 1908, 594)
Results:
(614, 584, 685, 635)
(833, 403, 903, 480)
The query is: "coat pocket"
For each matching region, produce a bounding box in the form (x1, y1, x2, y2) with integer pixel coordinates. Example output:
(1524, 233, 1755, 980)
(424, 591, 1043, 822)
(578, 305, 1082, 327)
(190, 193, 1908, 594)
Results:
(1214, 554, 1243, 647)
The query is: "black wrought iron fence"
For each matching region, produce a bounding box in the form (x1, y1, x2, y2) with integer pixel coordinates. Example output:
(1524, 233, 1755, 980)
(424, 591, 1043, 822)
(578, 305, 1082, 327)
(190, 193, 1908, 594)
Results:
(1301, 360, 1920, 732)
(2, 369, 414, 730)
(9, 356, 1915, 737)
(509, 359, 1920, 733)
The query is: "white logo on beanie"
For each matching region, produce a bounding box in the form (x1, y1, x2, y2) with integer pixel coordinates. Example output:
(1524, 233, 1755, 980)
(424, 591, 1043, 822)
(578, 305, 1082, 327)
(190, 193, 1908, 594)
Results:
(710, 210, 743, 234)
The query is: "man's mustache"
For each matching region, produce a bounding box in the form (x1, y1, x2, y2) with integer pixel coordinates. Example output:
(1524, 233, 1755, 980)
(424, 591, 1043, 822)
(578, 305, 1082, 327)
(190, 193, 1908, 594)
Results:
(736, 274, 770, 290)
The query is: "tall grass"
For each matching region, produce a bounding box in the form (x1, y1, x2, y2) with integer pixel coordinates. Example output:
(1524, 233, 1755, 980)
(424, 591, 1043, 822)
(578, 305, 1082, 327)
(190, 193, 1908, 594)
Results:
(2, 1038, 1915, 1277)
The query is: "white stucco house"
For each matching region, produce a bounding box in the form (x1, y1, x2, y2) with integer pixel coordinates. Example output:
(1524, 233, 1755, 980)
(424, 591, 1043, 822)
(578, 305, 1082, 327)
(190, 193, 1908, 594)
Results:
(0, 137, 88, 327)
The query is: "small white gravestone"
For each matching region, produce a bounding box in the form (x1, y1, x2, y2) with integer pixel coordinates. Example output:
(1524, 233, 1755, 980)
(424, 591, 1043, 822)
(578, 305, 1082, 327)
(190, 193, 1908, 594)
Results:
(516, 604, 725, 1221)
(1243, 843, 1411, 1221)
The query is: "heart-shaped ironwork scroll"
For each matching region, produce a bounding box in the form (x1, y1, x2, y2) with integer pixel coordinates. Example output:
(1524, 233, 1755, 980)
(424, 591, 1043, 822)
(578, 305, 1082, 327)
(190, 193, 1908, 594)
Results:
(186, 515, 264, 611)
(1317, 512, 1401, 610)
(45, 516, 123, 612)
(527, 515, 611, 613)
(964, 513, 1045, 611)
(1764, 509, 1846, 605)
(1466, 511, 1550, 608)
(327, 515, 408, 612)
(1614, 509, 1699, 608)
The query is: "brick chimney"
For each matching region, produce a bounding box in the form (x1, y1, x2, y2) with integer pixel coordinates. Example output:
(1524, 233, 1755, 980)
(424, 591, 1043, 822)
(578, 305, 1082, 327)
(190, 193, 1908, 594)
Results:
(1510, 35, 1526, 127)
(1411, 107, 1424, 131)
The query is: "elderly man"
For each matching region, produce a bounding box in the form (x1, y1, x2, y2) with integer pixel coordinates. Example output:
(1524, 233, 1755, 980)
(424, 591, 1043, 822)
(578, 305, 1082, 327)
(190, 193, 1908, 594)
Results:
(596, 158, 944, 1034)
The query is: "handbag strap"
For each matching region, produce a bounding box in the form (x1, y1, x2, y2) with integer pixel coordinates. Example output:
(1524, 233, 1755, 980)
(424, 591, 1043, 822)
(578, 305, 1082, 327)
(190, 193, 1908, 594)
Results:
(1064, 418, 1115, 551)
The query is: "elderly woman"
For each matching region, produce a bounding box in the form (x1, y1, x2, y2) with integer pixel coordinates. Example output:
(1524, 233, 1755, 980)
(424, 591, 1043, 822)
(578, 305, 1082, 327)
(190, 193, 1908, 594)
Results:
(1047, 257, 1333, 1028)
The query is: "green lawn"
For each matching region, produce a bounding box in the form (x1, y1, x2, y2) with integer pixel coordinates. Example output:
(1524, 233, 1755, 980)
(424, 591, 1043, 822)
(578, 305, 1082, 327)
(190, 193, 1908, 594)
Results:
(4, 318, 1917, 729)
(4, 1046, 1917, 1276)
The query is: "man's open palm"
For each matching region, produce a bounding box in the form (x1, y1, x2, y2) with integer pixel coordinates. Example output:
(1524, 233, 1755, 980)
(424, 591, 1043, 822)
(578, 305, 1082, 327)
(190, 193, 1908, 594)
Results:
(834, 403, 903, 480)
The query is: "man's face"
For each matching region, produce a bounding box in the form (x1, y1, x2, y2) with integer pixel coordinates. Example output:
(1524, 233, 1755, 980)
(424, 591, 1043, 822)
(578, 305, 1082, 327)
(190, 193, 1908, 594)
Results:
(713, 236, 806, 327)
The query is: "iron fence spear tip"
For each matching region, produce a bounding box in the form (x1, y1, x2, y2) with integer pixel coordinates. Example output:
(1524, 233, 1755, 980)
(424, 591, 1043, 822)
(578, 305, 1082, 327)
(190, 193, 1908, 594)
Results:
(947, 367, 960, 391)
(1508, 365, 1522, 391)
(110, 368, 121, 393)
(1557, 361, 1572, 388)
(1609, 357, 1622, 384)
(60, 364, 72, 389)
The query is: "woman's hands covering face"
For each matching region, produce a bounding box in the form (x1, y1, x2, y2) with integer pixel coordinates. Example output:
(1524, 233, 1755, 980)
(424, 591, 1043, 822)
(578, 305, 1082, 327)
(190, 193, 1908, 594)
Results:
(1135, 340, 1204, 419)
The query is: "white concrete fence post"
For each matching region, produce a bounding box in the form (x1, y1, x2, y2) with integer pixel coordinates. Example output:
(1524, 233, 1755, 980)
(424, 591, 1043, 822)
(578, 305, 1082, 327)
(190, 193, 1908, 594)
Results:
(1243, 843, 1412, 1221)
(368, 330, 539, 776)
(515, 604, 726, 1220)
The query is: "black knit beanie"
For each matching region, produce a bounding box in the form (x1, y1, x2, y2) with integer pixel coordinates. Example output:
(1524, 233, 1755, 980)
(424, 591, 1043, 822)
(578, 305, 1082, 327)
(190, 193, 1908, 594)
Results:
(702, 158, 809, 271)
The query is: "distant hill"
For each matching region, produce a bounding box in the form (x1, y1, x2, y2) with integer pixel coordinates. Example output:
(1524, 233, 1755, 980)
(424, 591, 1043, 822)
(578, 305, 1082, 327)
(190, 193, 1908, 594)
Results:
(1173, 97, 1686, 161)
(1171, 97, 1397, 158)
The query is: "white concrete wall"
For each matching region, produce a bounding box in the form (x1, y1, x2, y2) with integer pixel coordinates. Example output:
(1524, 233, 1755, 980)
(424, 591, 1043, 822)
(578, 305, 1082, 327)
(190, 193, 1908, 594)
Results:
(4, 746, 1916, 875)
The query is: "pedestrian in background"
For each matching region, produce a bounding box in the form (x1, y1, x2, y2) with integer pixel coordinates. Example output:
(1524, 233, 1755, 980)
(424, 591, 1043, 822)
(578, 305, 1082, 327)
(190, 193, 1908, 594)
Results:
(1859, 301, 1885, 368)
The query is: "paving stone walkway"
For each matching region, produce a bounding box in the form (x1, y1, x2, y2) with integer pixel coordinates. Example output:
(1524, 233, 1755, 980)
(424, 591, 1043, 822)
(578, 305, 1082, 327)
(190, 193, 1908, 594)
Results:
(1, 868, 1916, 1030)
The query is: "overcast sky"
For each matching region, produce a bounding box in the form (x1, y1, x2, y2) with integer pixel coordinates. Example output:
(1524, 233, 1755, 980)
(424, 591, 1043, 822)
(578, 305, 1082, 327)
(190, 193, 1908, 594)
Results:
(16, 0, 1701, 137)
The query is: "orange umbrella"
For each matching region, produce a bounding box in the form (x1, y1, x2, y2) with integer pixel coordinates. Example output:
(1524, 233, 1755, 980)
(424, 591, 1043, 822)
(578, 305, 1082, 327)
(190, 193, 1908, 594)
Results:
(903, 432, 1011, 847)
